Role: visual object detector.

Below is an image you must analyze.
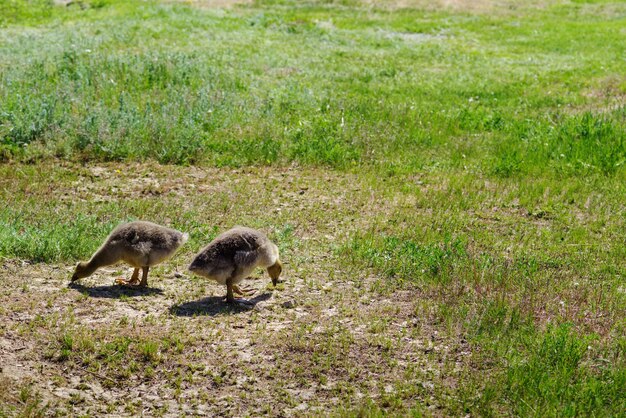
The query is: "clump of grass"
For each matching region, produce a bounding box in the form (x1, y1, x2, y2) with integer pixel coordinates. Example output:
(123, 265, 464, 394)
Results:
(0, 48, 363, 167)
(58, 333, 74, 362)
(137, 340, 161, 363)
(0, 0, 54, 26)
(471, 323, 626, 416)
(45, 325, 173, 383)
(541, 111, 626, 175)
(343, 233, 467, 287)
(490, 110, 626, 177)
(0, 211, 117, 263)
(0, 0, 123, 27)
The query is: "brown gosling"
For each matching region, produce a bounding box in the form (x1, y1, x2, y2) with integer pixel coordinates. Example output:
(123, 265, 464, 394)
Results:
(71, 221, 188, 287)
(188, 226, 282, 305)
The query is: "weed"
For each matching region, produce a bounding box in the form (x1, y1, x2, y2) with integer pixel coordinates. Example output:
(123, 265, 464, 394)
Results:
(138, 340, 161, 363)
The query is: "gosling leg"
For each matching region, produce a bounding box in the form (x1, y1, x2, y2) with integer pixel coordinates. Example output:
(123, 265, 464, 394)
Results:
(137, 266, 149, 287)
(226, 282, 253, 306)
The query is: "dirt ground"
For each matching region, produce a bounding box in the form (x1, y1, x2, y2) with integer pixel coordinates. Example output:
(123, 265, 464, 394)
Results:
(0, 163, 469, 416)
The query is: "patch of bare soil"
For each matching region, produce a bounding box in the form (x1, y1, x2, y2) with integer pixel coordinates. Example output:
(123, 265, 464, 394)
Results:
(360, 0, 566, 13)
(580, 75, 626, 114)
(0, 263, 467, 416)
(165, 0, 252, 8)
(0, 163, 469, 416)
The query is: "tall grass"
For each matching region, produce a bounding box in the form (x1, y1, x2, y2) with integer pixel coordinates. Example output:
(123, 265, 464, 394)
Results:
(2, 0, 626, 173)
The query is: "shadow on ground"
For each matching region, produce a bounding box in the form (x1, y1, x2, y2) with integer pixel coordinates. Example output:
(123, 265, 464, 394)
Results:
(170, 292, 273, 316)
(68, 282, 164, 298)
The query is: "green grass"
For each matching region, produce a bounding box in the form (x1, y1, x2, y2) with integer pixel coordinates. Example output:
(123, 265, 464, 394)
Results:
(344, 233, 467, 285)
(1, 0, 626, 416)
(0, 210, 116, 262)
(2, 0, 626, 173)
(339, 170, 626, 414)
(502, 324, 624, 416)
(470, 320, 626, 417)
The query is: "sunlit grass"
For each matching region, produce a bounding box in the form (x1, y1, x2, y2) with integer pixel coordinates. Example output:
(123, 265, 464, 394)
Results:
(1, 0, 625, 415)
(2, 0, 626, 173)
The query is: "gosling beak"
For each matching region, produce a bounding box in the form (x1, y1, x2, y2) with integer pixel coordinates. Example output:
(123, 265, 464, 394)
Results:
(71, 274, 79, 282)
(272, 276, 278, 286)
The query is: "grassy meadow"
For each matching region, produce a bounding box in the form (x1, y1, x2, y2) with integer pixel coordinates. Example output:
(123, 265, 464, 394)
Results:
(1, 0, 625, 416)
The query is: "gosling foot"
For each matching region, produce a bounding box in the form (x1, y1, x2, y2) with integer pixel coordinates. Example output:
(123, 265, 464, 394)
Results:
(233, 284, 256, 296)
(114, 277, 145, 287)
(115, 267, 142, 287)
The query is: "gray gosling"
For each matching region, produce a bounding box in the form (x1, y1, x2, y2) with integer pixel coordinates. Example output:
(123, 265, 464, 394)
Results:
(71, 221, 188, 287)
(188, 226, 282, 305)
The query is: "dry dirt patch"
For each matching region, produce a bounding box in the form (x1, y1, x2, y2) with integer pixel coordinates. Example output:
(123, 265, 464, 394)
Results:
(360, 0, 567, 13)
(165, 0, 252, 8)
(0, 162, 468, 416)
(0, 261, 465, 416)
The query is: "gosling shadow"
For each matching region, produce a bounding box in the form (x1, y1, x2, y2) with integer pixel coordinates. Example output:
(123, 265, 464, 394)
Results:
(68, 282, 164, 298)
(170, 292, 272, 317)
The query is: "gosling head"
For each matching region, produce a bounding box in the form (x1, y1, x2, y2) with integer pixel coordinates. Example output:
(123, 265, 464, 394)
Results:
(71, 262, 90, 282)
(267, 259, 282, 286)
